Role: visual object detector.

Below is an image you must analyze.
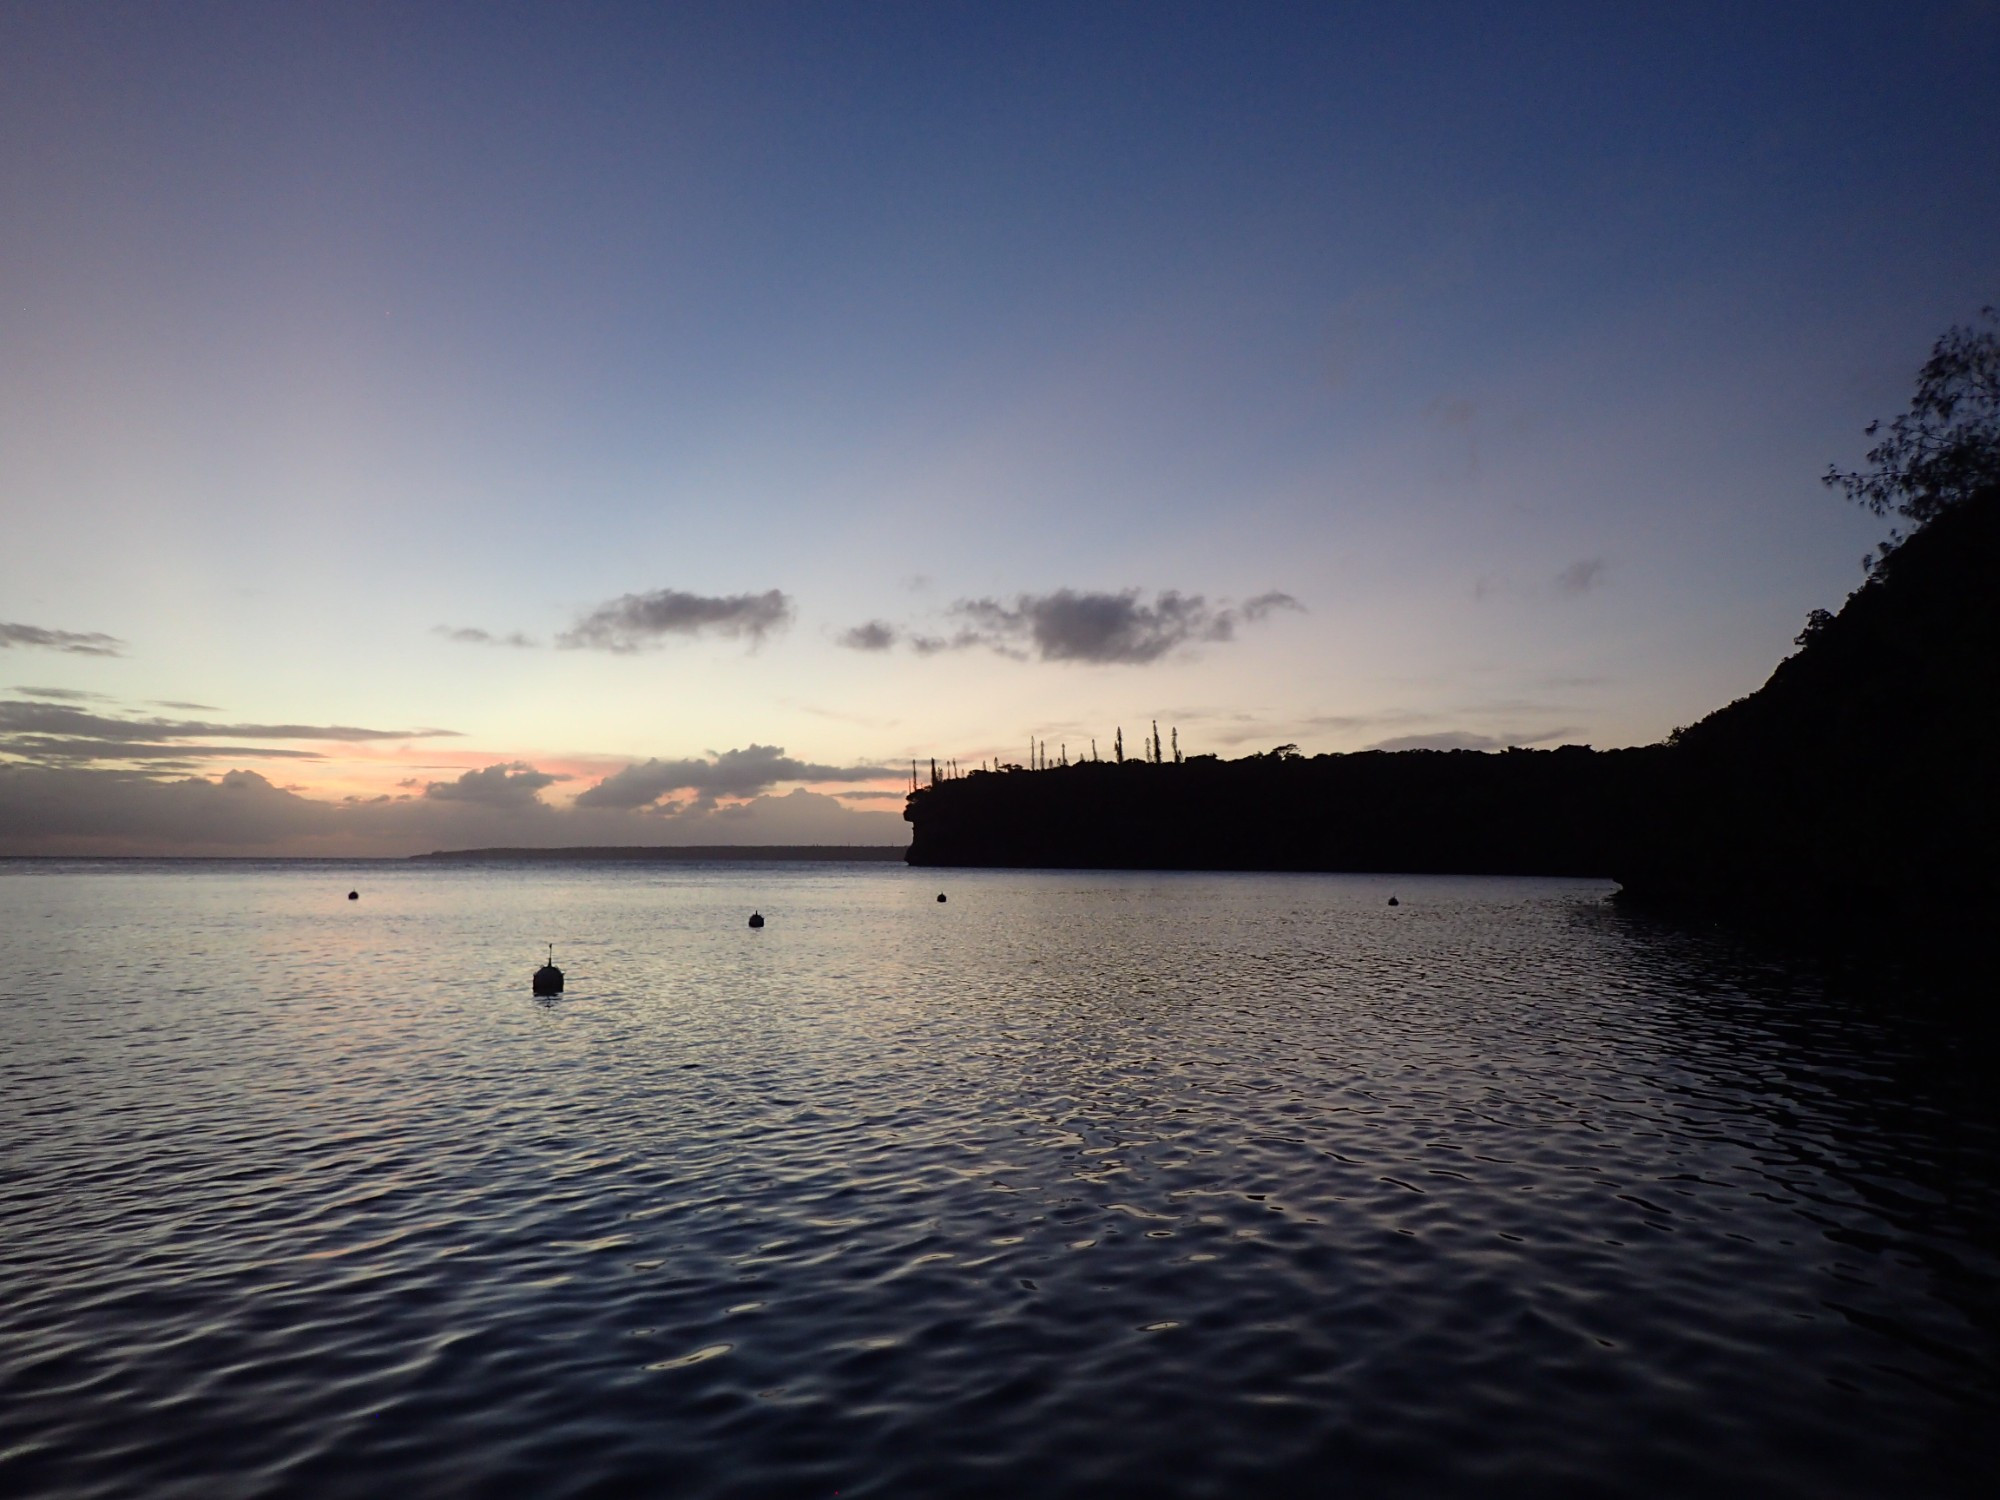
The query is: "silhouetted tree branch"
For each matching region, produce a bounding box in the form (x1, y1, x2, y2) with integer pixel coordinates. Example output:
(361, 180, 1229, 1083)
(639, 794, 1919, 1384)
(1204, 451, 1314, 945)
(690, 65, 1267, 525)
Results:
(1825, 308, 2000, 529)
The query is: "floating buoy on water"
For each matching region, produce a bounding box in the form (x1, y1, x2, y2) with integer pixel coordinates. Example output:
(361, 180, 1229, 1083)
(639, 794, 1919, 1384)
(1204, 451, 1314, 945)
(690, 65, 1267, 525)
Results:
(348, 890, 359, 901)
(533, 944, 564, 995)
(937, 893, 947, 903)
(748, 910, 765, 929)
(1387, 896, 1400, 907)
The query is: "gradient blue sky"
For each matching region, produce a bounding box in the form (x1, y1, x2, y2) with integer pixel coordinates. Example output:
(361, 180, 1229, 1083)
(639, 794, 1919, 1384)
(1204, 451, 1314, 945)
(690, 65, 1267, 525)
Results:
(3, 1, 1995, 853)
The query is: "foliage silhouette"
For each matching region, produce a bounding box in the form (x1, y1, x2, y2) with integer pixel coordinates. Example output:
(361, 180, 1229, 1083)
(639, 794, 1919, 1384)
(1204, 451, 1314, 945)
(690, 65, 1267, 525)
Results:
(1825, 307, 1999, 531)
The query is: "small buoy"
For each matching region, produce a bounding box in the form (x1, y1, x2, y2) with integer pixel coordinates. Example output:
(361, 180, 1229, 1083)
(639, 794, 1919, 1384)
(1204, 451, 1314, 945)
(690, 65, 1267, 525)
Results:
(936, 893, 947, 903)
(532, 943, 564, 995)
(348, 890, 359, 901)
(1387, 896, 1400, 907)
(748, 910, 765, 929)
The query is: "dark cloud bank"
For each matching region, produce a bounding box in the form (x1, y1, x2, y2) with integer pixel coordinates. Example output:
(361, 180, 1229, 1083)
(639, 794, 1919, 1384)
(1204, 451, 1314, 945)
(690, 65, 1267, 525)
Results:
(845, 588, 1302, 664)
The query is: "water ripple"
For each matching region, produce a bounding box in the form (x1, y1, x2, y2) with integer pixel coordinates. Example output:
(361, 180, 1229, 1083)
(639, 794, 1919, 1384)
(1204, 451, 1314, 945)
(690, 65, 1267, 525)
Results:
(1, 861, 1996, 1498)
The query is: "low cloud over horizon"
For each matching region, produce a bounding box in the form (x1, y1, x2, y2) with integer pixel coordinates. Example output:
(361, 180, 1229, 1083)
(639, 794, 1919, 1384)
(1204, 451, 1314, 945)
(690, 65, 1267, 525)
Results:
(1363, 729, 1582, 753)
(576, 744, 892, 812)
(842, 589, 1303, 665)
(423, 762, 567, 807)
(0, 761, 906, 857)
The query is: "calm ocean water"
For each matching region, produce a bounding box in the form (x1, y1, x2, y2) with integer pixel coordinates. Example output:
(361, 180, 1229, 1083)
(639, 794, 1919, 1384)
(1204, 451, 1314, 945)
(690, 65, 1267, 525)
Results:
(2, 859, 1995, 1499)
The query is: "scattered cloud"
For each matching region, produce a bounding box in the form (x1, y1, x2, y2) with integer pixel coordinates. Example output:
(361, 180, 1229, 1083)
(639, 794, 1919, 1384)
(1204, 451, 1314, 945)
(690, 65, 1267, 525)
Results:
(13, 686, 110, 702)
(842, 588, 1301, 665)
(955, 589, 1226, 663)
(6, 740, 328, 762)
(437, 626, 538, 648)
(558, 588, 793, 652)
(0, 622, 125, 656)
(839, 620, 898, 652)
(422, 762, 565, 807)
(0, 699, 458, 768)
(151, 700, 222, 711)
(0, 701, 454, 745)
(575, 744, 891, 811)
(1241, 592, 1304, 622)
(1476, 563, 1609, 603)
(1553, 558, 1608, 597)
(907, 630, 984, 657)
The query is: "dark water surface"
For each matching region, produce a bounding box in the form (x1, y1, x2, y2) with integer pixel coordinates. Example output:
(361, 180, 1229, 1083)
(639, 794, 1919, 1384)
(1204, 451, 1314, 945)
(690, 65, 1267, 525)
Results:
(2, 861, 1996, 1499)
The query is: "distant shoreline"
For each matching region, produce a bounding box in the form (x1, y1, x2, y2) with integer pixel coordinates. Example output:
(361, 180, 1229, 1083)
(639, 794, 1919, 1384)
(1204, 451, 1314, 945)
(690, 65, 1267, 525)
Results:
(409, 845, 911, 863)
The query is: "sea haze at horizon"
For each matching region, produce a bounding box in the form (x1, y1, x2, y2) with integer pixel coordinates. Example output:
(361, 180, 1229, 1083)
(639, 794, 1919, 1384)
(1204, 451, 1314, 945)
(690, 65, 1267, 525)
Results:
(2, 860, 1995, 1498)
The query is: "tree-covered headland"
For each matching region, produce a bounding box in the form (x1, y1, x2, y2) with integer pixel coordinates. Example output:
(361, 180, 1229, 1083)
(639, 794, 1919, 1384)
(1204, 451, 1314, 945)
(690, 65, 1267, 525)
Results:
(1617, 308, 1998, 960)
(905, 312, 2000, 965)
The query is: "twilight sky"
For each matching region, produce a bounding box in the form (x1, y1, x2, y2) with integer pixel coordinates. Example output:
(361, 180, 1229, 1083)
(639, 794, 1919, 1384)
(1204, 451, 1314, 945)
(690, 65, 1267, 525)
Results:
(3, 1, 1996, 854)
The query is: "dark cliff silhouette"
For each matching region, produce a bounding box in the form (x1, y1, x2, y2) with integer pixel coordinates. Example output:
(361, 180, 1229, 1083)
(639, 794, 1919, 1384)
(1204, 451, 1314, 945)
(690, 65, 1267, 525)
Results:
(1616, 307, 1998, 967)
(1613, 477, 1998, 958)
(904, 745, 1661, 875)
(905, 313, 2000, 971)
